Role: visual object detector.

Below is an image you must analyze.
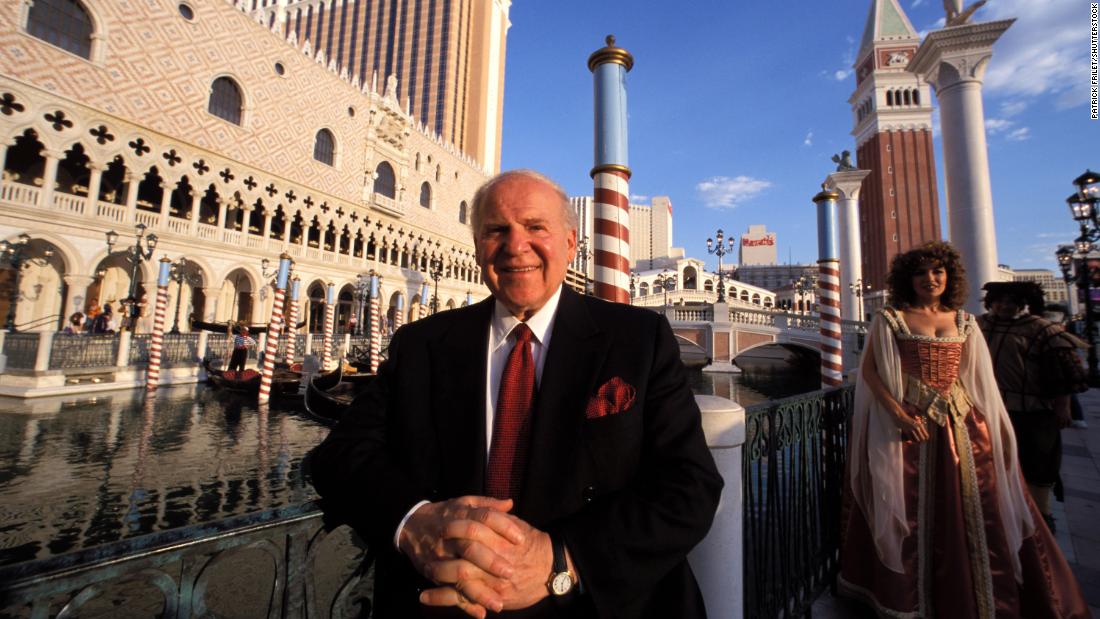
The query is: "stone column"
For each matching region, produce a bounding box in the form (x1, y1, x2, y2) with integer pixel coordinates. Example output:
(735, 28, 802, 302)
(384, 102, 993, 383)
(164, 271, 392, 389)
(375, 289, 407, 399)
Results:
(157, 181, 174, 229)
(86, 162, 104, 209)
(62, 274, 96, 320)
(909, 19, 1014, 313)
(215, 197, 228, 230)
(188, 189, 203, 233)
(825, 169, 871, 321)
(261, 206, 273, 240)
(124, 172, 140, 223)
(39, 149, 62, 209)
(688, 395, 745, 619)
(201, 286, 221, 321)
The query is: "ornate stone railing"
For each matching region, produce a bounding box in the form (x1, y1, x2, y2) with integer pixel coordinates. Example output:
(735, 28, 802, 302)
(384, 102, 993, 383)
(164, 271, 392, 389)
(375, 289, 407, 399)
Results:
(49, 334, 120, 370)
(2, 333, 41, 369)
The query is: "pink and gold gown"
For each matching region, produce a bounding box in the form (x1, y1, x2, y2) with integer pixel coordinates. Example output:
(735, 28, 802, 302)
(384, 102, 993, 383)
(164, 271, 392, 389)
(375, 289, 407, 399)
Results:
(839, 308, 1088, 618)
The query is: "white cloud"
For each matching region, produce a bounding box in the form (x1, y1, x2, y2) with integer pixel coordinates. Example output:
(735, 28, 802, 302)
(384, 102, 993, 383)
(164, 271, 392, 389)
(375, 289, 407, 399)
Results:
(630, 194, 649, 203)
(983, 117, 1031, 141)
(999, 100, 1029, 117)
(911, 0, 925, 7)
(695, 176, 773, 209)
(931, 106, 941, 139)
(803, 131, 814, 147)
(828, 36, 856, 82)
(975, 0, 1087, 108)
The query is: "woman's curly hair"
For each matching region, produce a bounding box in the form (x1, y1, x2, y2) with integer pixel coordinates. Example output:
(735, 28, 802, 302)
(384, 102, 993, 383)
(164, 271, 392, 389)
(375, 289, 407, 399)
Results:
(886, 241, 968, 310)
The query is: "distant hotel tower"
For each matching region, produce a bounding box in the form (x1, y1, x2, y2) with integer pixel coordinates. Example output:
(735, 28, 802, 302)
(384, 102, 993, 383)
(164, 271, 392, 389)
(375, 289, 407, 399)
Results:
(251, 0, 510, 171)
(849, 0, 940, 291)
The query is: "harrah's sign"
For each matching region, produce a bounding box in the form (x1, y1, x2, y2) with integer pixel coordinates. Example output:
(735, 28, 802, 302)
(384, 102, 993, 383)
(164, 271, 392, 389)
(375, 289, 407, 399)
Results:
(742, 236, 775, 247)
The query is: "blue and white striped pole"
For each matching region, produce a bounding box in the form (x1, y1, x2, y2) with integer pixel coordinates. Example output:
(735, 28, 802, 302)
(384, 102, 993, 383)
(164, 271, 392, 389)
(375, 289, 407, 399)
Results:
(588, 35, 634, 303)
(258, 254, 291, 403)
(813, 185, 842, 387)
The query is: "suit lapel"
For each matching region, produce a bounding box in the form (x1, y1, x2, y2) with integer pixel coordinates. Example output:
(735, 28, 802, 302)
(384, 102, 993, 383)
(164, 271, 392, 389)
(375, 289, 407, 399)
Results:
(518, 288, 609, 522)
(431, 299, 492, 497)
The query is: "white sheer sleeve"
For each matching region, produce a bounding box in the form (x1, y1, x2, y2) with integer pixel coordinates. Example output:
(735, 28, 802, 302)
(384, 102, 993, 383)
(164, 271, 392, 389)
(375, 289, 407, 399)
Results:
(957, 314, 1035, 582)
(849, 311, 908, 572)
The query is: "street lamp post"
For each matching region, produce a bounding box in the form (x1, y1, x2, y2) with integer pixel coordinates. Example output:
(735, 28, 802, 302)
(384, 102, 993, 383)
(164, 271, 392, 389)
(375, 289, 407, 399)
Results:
(577, 236, 594, 295)
(1, 234, 55, 332)
(793, 275, 816, 315)
(654, 270, 677, 308)
(848, 278, 870, 322)
(706, 229, 735, 303)
(1056, 245, 1076, 316)
(105, 224, 158, 332)
(428, 255, 444, 314)
(1065, 169, 1100, 384)
(168, 257, 201, 334)
(629, 272, 636, 302)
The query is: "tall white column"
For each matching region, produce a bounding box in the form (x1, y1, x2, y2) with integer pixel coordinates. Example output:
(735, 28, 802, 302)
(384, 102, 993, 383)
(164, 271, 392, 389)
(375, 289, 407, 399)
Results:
(86, 162, 104, 209)
(124, 172, 140, 223)
(826, 169, 871, 322)
(910, 19, 1014, 313)
(62, 274, 96, 320)
(39, 150, 62, 209)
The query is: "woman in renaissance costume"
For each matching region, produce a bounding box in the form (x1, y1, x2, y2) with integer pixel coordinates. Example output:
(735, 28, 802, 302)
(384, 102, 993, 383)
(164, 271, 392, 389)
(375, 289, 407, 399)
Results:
(838, 241, 1087, 618)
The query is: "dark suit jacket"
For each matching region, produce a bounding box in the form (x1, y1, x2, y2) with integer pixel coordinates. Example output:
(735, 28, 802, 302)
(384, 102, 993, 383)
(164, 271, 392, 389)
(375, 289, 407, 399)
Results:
(309, 287, 723, 618)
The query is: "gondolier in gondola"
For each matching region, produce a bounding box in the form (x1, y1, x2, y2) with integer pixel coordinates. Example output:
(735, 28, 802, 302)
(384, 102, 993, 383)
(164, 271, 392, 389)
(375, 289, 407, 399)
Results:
(228, 326, 256, 373)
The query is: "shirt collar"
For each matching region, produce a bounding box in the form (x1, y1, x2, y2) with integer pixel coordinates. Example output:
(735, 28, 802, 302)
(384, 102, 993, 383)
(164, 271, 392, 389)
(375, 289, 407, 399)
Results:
(491, 285, 563, 350)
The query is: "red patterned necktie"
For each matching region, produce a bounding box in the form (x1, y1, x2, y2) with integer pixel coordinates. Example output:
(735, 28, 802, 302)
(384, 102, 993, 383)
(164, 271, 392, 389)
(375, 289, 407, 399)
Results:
(486, 323, 536, 500)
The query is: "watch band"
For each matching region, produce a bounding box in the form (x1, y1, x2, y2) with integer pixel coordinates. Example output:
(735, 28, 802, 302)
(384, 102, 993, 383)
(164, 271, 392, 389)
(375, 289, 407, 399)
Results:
(550, 533, 567, 574)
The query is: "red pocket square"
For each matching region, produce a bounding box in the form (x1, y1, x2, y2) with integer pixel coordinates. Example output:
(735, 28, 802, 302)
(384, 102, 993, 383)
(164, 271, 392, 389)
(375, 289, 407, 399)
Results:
(585, 376, 637, 419)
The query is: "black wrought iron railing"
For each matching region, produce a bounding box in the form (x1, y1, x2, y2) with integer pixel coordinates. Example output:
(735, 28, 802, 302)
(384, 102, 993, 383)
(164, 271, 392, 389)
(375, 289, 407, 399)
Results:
(49, 334, 119, 370)
(161, 333, 200, 366)
(0, 503, 374, 618)
(205, 333, 231, 361)
(2, 333, 40, 369)
(128, 333, 152, 365)
(743, 384, 854, 619)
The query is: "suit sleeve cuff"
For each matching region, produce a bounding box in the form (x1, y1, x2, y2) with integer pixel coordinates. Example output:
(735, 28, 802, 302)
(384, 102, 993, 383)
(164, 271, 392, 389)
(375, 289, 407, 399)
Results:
(393, 500, 430, 550)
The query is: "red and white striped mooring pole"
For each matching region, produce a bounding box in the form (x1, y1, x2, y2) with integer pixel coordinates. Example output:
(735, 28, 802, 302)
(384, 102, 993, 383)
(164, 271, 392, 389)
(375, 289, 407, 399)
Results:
(368, 272, 382, 373)
(321, 282, 336, 371)
(813, 185, 843, 388)
(145, 257, 172, 392)
(588, 35, 634, 304)
(258, 253, 291, 404)
(283, 276, 300, 364)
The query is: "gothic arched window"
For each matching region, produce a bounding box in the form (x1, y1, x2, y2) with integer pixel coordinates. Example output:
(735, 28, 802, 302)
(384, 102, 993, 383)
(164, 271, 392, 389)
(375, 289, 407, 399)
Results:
(419, 182, 431, 209)
(27, 0, 93, 59)
(313, 129, 335, 165)
(208, 77, 243, 125)
(373, 161, 396, 198)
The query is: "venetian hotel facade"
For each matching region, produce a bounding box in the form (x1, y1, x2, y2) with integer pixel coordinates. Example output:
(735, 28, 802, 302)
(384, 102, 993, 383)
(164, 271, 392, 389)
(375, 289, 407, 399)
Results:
(0, 0, 501, 336)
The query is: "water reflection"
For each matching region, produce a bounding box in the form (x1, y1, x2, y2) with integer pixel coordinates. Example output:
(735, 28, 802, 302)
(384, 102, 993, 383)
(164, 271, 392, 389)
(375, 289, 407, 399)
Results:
(0, 370, 815, 568)
(0, 386, 328, 566)
(687, 369, 821, 407)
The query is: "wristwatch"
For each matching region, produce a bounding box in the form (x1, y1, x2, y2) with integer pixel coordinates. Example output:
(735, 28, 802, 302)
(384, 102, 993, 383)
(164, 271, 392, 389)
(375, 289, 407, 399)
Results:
(546, 533, 576, 597)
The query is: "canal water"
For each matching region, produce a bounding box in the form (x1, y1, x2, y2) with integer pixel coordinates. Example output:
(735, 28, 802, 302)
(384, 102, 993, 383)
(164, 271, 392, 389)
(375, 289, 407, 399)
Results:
(0, 369, 817, 568)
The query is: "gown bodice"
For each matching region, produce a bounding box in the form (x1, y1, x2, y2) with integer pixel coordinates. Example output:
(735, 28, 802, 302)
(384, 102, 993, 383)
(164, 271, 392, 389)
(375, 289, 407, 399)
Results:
(880, 307, 972, 427)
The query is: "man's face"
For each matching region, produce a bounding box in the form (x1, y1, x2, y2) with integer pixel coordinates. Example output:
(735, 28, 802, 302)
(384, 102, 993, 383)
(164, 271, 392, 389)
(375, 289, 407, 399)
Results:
(991, 297, 1023, 320)
(475, 176, 576, 320)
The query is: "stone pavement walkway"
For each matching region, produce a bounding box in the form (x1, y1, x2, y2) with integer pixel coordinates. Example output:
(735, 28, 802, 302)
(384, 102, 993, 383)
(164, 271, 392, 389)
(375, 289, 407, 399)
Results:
(813, 388, 1100, 618)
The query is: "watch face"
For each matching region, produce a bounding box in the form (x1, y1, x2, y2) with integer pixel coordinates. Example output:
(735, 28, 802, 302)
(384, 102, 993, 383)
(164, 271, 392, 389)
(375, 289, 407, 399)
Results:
(551, 572, 574, 595)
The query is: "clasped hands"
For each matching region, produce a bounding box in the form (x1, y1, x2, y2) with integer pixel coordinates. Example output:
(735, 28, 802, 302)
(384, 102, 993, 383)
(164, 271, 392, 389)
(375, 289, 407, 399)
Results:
(398, 496, 556, 618)
(890, 401, 930, 442)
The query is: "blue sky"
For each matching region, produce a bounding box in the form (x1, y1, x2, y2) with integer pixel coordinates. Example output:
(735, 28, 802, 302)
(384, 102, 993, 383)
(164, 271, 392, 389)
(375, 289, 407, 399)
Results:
(498, 0, 1096, 274)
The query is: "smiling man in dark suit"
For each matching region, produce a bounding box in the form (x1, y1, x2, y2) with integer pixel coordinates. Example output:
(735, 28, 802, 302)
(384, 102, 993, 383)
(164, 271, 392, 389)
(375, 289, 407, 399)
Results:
(309, 170, 722, 618)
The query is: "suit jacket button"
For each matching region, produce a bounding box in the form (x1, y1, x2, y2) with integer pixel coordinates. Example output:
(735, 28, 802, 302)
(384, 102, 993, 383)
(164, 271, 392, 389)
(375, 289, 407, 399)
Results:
(582, 486, 597, 503)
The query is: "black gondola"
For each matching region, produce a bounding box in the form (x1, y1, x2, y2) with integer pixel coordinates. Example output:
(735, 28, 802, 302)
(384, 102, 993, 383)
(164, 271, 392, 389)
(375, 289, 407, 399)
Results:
(202, 358, 301, 397)
(190, 318, 308, 335)
(303, 366, 375, 425)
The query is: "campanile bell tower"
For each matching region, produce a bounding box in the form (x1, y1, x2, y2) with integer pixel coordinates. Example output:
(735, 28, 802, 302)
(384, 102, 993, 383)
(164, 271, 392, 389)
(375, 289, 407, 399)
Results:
(850, 0, 941, 292)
